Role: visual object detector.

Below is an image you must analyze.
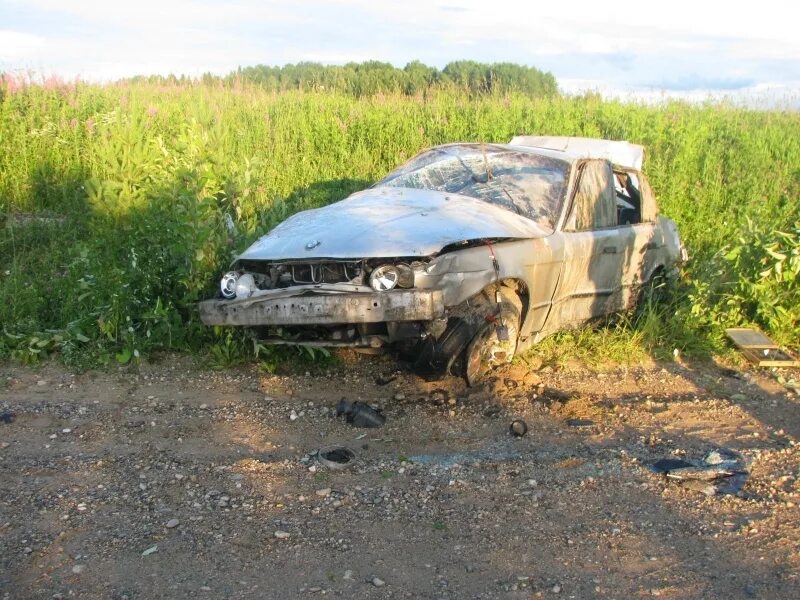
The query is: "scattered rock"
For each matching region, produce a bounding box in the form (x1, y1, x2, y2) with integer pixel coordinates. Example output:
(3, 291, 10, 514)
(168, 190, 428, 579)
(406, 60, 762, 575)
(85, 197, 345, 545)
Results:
(165, 518, 180, 529)
(71, 564, 86, 574)
(274, 530, 291, 539)
(370, 576, 385, 587)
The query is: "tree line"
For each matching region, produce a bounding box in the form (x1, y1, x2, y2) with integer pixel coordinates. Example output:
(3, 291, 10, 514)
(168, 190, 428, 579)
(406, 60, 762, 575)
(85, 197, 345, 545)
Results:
(127, 61, 559, 97)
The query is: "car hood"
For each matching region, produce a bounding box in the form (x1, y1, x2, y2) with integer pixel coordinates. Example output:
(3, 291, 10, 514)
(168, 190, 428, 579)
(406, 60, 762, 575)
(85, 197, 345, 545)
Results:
(236, 187, 551, 261)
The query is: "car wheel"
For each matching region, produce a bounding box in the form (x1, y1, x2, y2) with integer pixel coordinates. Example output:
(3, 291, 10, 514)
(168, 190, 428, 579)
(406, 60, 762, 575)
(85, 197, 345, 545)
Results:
(463, 287, 521, 386)
(639, 267, 667, 306)
(412, 317, 475, 378)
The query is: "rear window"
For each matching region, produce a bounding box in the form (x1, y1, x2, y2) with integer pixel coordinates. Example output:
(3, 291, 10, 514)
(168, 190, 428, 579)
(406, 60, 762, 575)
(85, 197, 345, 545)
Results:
(376, 144, 570, 230)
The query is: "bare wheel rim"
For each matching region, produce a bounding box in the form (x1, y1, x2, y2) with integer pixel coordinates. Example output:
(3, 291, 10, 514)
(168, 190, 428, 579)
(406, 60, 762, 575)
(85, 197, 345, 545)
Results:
(465, 320, 518, 385)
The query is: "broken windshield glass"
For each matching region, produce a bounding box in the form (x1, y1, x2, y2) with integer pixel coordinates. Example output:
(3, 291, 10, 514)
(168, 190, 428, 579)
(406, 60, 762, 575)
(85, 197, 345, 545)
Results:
(376, 144, 570, 230)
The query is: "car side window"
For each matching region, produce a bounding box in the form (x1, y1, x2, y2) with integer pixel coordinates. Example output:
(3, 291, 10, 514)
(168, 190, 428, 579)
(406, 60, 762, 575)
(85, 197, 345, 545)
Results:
(565, 160, 616, 231)
(614, 170, 642, 225)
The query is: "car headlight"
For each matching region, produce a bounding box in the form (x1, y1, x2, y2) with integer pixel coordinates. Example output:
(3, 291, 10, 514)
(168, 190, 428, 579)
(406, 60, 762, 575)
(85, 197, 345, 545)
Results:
(369, 264, 413, 291)
(221, 271, 258, 299)
(235, 273, 256, 298)
(220, 271, 239, 299)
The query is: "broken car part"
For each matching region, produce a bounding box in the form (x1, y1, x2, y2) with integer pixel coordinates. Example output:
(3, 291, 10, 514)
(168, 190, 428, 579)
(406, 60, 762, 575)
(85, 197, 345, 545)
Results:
(200, 137, 685, 384)
(509, 419, 528, 437)
(648, 449, 748, 496)
(317, 446, 356, 470)
(336, 399, 386, 428)
(725, 327, 799, 368)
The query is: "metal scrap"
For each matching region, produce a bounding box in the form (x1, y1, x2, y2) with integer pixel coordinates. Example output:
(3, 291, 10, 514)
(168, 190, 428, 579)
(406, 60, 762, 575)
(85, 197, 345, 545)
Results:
(649, 449, 749, 496)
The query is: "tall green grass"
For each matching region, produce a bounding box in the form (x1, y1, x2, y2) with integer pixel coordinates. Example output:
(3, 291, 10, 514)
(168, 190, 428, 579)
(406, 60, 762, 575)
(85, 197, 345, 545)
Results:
(1, 80, 798, 366)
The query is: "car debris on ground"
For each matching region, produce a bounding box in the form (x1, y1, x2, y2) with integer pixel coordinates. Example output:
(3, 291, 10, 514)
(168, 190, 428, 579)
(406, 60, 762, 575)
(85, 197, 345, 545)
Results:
(726, 328, 799, 368)
(335, 399, 386, 428)
(509, 419, 528, 437)
(649, 449, 749, 496)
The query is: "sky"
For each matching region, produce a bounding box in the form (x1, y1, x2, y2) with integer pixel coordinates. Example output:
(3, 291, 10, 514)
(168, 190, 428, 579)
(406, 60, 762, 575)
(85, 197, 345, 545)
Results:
(1, 0, 799, 104)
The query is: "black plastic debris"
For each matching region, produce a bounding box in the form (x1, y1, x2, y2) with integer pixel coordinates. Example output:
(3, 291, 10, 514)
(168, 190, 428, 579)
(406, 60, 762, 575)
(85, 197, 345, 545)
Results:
(649, 458, 695, 473)
(0, 411, 15, 424)
(336, 399, 385, 428)
(318, 446, 356, 470)
(648, 449, 749, 496)
(509, 419, 528, 437)
(566, 418, 594, 428)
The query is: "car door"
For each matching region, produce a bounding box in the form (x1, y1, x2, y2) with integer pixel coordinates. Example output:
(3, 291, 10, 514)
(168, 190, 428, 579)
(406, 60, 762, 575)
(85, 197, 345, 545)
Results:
(614, 170, 662, 308)
(549, 159, 627, 325)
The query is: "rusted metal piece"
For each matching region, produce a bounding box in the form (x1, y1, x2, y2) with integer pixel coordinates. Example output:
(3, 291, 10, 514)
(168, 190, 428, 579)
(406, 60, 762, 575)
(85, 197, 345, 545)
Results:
(725, 328, 799, 368)
(199, 289, 444, 327)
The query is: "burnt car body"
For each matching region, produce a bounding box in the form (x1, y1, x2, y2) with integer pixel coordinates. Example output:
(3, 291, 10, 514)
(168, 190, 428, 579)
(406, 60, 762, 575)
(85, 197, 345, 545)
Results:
(200, 136, 686, 383)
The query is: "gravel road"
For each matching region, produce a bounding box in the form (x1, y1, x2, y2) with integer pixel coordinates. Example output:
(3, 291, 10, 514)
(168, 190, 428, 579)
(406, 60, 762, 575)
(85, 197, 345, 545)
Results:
(1, 355, 798, 599)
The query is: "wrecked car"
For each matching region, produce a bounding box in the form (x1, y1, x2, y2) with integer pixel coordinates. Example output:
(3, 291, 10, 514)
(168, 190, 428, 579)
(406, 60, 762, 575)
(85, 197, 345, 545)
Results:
(199, 136, 686, 384)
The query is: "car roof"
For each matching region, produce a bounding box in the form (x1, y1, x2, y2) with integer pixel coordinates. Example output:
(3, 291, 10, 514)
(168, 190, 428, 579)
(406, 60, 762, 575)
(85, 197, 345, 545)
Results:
(507, 136, 644, 171)
(430, 142, 576, 167)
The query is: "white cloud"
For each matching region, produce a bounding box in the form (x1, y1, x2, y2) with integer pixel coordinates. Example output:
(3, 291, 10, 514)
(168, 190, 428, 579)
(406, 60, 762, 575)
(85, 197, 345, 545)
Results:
(0, 30, 45, 61)
(1, 0, 800, 101)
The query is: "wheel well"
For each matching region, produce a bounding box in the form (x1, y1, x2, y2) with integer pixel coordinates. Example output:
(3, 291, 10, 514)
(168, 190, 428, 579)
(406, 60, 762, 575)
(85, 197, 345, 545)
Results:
(499, 278, 529, 328)
(647, 264, 665, 283)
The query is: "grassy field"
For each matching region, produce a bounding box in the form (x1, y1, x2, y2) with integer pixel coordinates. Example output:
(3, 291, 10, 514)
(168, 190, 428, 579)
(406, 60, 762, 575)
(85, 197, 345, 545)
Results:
(1, 80, 798, 368)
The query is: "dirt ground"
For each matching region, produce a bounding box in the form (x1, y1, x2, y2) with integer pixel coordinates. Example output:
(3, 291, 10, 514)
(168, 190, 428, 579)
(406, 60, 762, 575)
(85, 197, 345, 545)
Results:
(1, 354, 799, 599)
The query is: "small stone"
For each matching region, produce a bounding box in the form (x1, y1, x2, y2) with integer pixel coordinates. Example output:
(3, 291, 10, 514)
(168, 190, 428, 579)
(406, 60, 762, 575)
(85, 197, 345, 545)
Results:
(165, 518, 180, 529)
(343, 570, 354, 581)
(315, 488, 331, 497)
(72, 564, 86, 574)
(290, 410, 299, 421)
(551, 583, 561, 593)
(274, 530, 291, 539)
(37, 380, 47, 386)
(61, 428, 72, 434)
(199, 403, 208, 409)
(394, 393, 405, 401)
(371, 576, 385, 587)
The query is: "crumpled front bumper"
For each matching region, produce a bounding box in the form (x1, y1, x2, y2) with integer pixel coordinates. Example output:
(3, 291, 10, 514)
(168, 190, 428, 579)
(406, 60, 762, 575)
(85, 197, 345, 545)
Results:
(199, 288, 445, 327)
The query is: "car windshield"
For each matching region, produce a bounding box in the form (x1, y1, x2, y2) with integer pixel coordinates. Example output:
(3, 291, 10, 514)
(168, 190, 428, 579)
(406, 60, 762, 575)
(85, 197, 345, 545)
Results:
(376, 144, 570, 230)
